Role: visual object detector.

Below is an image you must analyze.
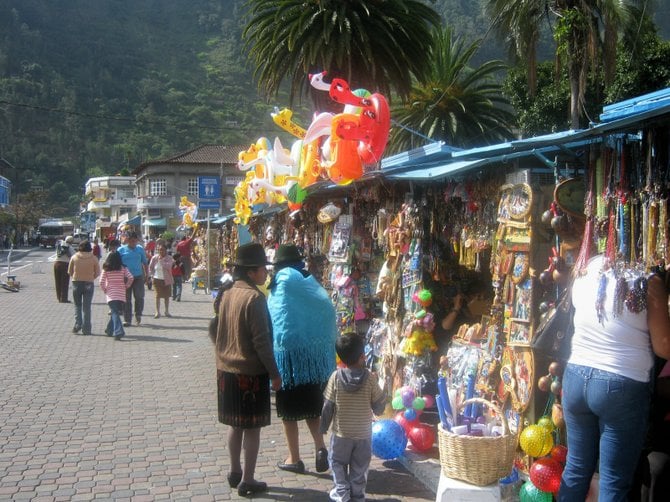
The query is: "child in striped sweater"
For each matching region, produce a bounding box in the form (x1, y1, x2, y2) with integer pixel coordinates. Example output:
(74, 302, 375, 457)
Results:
(100, 251, 134, 339)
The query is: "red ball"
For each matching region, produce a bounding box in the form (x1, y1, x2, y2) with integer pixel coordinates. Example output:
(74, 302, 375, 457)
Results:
(407, 424, 435, 452)
(530, 457, 564, 494)
(550, 445, 568, 465)
(394, 411, 418, 433)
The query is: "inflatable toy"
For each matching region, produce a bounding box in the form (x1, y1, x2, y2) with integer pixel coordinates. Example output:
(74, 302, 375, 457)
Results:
(371, 419, 407, 460)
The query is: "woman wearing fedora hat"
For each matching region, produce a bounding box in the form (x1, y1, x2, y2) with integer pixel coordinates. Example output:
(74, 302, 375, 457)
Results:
(212, 242, 282, 497)
(268, 244, 337, 475)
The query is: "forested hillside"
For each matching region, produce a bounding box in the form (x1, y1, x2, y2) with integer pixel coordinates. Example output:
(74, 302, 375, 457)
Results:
(0, 0, 668, 215)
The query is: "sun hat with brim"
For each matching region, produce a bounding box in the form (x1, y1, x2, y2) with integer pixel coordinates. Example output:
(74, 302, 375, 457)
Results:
(233, 243, 269, 267)
(273, 244, 304, 265)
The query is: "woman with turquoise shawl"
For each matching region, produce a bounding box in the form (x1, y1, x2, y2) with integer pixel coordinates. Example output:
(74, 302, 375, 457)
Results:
(268, 244, 337, 475)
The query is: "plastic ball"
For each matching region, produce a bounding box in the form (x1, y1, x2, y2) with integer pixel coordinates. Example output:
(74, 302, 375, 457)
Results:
(537, 415, 555, 433)
(548, 361, 563, 376)
(401, 388, 415, 408)
(530, 457, 564, 494)
(550, 380, 562, 396)
(520, 425, 554, 458)
(394, 388, 402, 398)
(519, 481, 553, 502)
(391, 396, 404, 410)
(407, 424, 435, 452)
(422, 395, 435, 409)
(412, 397, 426, 411)
(404, 408, 418, 421)
(371, 419, 407, 460)
(550, 444, 568, 465)
(394, 411, 418, 434)
(417, 289, 433, 307)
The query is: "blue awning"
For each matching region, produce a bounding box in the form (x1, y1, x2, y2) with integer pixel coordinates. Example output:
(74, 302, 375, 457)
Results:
(142, 217, 166, 227)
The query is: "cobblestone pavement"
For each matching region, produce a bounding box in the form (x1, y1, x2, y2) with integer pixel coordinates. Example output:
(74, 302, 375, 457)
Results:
(0, 249, 435, 501)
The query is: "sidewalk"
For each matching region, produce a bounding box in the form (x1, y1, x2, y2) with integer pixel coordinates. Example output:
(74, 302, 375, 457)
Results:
(0, 249, 438, 501)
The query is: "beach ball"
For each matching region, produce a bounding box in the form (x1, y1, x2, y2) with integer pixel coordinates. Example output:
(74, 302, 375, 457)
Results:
(422, 395, 435, 409)
(404, 408, 417, 421)
(519, 481, 553, 502)
(371, 419, 407, 460)
(407, 424, 435, 452)
(394, 411, 418, 434)
(391, 396, 404, 410)
(412, 397, 426, 411)
(530, 457, 564, 494)
(520, 425, 554, 458)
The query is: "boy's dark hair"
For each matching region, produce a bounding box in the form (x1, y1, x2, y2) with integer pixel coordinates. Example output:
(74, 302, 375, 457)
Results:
(336, 334, 365, 366)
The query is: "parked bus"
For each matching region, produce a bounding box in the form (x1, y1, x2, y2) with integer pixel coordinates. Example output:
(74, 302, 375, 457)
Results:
(38, 220, 75, 248)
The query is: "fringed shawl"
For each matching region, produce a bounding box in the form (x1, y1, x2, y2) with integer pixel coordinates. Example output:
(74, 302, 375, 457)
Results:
(268, 267, 337, 387)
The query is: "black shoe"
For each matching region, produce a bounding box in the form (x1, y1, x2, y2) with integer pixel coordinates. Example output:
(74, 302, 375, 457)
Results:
(72, 326, 81, 334)
(123, 322, 131, 327)
(237, 480, 267, 497)
(277, 460, 305, 474)
(227, 472, 242, 488)
(316, 448, 329, 473)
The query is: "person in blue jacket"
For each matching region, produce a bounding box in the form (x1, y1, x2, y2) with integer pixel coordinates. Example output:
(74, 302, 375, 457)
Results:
(268, 244, 337, 475)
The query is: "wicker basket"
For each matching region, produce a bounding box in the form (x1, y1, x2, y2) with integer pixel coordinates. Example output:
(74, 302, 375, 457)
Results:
(437, 397, 518, 486)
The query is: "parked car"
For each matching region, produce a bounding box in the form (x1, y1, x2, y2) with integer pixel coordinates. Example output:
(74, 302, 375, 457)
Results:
(71, 232, 89, 246)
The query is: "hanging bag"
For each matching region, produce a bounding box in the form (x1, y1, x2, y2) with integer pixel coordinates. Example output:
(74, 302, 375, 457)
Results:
(531, 284, 574, 361)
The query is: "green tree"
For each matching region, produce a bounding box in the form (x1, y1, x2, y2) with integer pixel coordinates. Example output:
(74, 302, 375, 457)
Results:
(242, 0, 441, 106)
(388, 28, 515, 152)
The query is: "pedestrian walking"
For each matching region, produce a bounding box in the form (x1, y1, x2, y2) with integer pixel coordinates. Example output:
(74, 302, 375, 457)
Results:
(53, 235, 74, 303)
(67, 240, 101, 335)
(211, 242, 281, 497)
(99, 251, 134, 340)
(320, 334, 387, 502)
(149, 244, 174, 318)
(176, 234, 194, 280)
(118, 232, 148, 327)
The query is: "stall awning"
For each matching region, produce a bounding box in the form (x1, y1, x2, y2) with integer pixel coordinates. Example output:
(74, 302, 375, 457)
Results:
(143, 217, 167, 227)
(118, 214, 141, 226)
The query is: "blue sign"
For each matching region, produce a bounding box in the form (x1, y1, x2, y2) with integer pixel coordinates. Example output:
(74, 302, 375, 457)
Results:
(198, 176, 221, 199)
(198, 200, 220, 210)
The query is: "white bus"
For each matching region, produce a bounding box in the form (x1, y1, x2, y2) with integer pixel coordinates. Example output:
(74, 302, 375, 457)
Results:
(38, 220, 75, 248)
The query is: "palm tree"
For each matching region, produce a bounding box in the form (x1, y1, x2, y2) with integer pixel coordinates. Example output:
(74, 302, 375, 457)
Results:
(388, 28, 516, 153)
(487, 0, 547, 98)
(242, 0, 441, 106)
(488, 0, 633, 130)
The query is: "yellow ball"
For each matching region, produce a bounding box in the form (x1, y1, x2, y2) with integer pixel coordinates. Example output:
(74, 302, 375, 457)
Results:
(520, 424, 554, 458)
(537, 415, 555, 433)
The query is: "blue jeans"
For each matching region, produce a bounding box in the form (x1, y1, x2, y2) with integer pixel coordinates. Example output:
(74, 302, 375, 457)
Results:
(172, 276, 182, 300)
(106, 300, 125, 337)
(72, 281, 94, 334)
(124, 274, 145, 323)
(559, 363, 652, 502)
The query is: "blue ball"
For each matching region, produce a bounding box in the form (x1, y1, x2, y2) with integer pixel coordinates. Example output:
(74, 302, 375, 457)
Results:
(371, 419, 408, 459)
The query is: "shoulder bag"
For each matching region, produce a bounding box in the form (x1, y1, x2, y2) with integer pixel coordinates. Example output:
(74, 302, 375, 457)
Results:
(531, 285, 575, 361)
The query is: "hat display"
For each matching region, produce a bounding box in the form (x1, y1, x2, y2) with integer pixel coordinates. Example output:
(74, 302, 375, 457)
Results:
(233, 242, 269, 267)
(273, 244, 304, 265)
(64, 236, 74, 243)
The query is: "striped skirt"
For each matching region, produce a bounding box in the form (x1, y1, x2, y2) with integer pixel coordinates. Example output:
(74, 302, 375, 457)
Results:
(217, 370, 271, 429)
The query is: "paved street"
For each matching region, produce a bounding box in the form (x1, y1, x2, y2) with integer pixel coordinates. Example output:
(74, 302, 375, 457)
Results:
(0, 248, 435, 501)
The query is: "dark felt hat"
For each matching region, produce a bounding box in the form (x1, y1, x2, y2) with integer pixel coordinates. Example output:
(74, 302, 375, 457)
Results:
(233, 243, 269, 267)
(273, 244, 304, 265)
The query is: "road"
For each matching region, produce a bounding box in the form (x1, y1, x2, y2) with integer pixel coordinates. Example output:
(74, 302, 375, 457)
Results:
(0, 248, 435, 501)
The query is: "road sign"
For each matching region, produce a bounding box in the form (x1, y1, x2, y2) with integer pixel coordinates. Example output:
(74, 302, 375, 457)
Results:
(198, 200, 220, 210)
(198, 176, 221, 199)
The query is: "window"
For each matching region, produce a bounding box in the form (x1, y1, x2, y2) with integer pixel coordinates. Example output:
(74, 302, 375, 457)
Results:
(150, 179, 167, 196)
(187, 178, 198, 196)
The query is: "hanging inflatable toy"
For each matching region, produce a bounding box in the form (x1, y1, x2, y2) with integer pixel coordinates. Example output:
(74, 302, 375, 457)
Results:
(271, 107, 306, 139)
(238, 137, 271, 177)
(179, 196, 198, 228)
